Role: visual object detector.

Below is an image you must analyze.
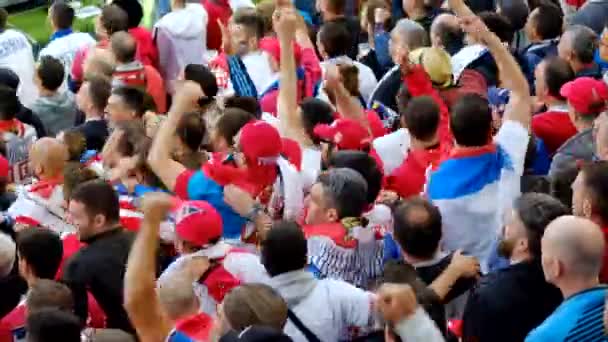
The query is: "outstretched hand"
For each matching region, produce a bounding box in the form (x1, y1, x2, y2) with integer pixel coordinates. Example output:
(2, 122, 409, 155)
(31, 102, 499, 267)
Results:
(458, 15, 491, 45)
(274, 7, 298, 42)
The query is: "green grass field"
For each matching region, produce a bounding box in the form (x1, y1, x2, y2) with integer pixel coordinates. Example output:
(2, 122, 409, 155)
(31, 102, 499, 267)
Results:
(8, 6, 51, 46)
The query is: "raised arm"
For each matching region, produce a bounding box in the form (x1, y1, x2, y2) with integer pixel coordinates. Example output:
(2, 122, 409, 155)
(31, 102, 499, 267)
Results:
(148, 82, 203, 190)
(276, 7, 312, 146)
(459, 16, 532, 128)
(124, 192, 174, 342)
(324, 65, 370, 130)
(447, 0, 475, 19)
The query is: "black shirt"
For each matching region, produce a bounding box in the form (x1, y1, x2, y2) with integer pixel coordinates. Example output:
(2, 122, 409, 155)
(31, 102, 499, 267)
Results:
(62, 227, 135, 333)
(16, 104, 47, 138)
(462, 260, 563, 342)
(75, 119, 109, 152)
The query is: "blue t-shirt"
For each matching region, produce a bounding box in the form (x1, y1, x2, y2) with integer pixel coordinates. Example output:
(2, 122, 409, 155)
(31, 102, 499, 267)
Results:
(525, 286, 608, 342)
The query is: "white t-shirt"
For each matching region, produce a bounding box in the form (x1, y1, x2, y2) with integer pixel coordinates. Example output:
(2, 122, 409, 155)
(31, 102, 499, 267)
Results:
(372, 128, 410, 175)
(0, 29, 38, 107)
(39, 32, 95, 86)
(320, 56, 378, 103)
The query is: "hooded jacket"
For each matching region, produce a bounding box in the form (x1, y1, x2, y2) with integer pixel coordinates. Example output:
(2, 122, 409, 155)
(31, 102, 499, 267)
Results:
(269, 270, 374, 342)
(30, 91, 77, 137)
(154, 3, 209, 93)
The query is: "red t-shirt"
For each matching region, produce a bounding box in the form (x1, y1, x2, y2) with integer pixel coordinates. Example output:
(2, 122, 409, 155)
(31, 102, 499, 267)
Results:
(202, 0, 232, 51)
(531, 109, 577, 155)
(129, 27, 159, 68)
(600, 226, 608, 283)
(385, 147, 441, 198)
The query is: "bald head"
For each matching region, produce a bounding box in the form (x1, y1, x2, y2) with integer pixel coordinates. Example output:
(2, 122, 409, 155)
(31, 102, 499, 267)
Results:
(30, 138, 69, 179)
(430, 14, 463, 54)
(543, 216, 605, 280)
(110, 31, 136, 64)
(83, 48, 115, 79)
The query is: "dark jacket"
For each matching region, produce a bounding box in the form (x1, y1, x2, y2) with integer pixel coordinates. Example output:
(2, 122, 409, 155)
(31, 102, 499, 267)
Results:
(368, 66, 401, 113)
(62, 227, 135, 333)
(521, 40, 559, 90)
(462, 260, 563, 342)
(16, 104, 47, 138)
(576, 63, 604, 79)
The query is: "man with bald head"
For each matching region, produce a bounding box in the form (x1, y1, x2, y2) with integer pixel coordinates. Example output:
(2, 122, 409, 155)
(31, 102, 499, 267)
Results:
(430, 14, 464, 55)
(525, 216, 606, 341)
(110, 31, 166, 113)
(8, 138, 73, 234)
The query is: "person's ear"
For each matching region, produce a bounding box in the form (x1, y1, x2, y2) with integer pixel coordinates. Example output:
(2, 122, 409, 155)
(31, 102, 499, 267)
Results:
(326, 208, 339, 223)
(93, 213, 106, 230)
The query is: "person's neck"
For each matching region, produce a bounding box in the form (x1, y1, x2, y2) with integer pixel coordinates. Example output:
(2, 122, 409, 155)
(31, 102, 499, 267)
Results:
(410, 137, 439, 150)
(323, 11, 344, 21)
(407, 7, 428, 20)
(571, 60, 593, 73)
(543, 97, 567, 110)
(574, 119, 593, 132)
(85, 110, 103, 121)
(558, 276, 599, 299)
(509, 252, 532, 265)
(25, 275, 39, 289)
(39, 88, 57, 98)
(402, 249, 439, 265)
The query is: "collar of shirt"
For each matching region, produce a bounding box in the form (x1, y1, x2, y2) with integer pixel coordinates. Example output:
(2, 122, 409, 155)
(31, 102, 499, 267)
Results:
(81, 226, 123, 245)
(49, 28, 73, 42)
(546, 103, 569, 113)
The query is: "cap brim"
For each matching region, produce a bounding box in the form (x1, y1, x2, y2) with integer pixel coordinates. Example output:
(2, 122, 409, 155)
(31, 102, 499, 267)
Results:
(313, 124, 335, 142)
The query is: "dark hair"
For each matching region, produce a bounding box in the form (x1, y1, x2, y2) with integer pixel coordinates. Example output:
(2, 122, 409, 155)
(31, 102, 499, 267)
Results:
(70, 180, 120, 224)
(37, 56, 65, 91)
(176, 112, 205, 152)
(299, 98, 335, 144)
(0, 8, 7, 30)
(450, 94, 492, 147)
(16, 229, 62, 279)
(63, 130, 88, 162)
(318, 22, 351, 58)
(184, 64, 218, 103)
(100, 4, 129, 35)
(112, 0, 143, 28)
(329, 150, 382, 204)
(550, 163, 578, 209)
(569, 25, 598, 64)
(542, 57, 574, 100)
(87, 76, 112, 113)
(393, 197, 442, 259)
(224, 96, 260, 118)
(114, 120, 147, 157)
(261, 221, 308, 276)
(432, 19, 464, 55)
(402, 96, 440, 141)
(581, 161, 608, 225)
(112, 86, 146, 117)
(326, 0, 346, 13)
(63, 163, 99, 201)
(51, 3, 75, 30)
(0, 85, 19, 120)
(317, 168, 368, 219)
(215, 108, 254, 147)
(479, 11, 514, 43)
(531, 4, 563, 40)
(513, 192, 569, 259)
(110, 31, 137, 63)
(497, 0, 529, 31)
(232, 8, 264, 40)
(27, 279, 74, 314)
(26, 308, 81, 342)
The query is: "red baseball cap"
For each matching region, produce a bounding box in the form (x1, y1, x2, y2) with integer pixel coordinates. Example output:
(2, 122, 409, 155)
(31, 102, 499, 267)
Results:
(0, 155, 9, 179)
(314, 118, 371, 150)
(174, 201, 223, 247)
(560, 77, 608, 116)
(238, 121, 283, 166)
(259, 36, 302, 65)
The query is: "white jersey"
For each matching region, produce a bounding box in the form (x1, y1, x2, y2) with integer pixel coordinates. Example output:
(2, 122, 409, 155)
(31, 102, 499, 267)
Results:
(0, 29, 38, 107)
(2, 124, 37, 183)
(39, 32, 95, 86)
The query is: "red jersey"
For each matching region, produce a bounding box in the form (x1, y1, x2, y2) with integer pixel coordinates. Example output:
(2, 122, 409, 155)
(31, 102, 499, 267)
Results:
(531, 107, 577, 155)
(202, 0, 232, 51)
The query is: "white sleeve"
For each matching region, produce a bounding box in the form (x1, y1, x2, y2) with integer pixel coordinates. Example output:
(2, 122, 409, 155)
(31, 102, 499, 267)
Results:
(223, 252, 270, 284)
(494, 120, 529, 176)
(394, 308, 445, 342)
(330, 280, 375, 328)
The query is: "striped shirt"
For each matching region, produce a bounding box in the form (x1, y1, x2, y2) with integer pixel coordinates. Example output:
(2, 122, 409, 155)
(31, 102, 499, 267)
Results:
(525, 286, 608, 342)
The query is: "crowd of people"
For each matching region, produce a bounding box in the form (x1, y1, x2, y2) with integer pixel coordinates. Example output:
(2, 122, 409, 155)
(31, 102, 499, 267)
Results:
(0, 0, 608, 340)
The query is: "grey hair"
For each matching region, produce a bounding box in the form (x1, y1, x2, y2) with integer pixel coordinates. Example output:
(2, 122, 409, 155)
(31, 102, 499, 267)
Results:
(0, 232, 15, 278)
(565, 25, 598, 64)
(157, 273, 198, 320)
(392, 19, 429, 50)
(317, 168, 368, 218)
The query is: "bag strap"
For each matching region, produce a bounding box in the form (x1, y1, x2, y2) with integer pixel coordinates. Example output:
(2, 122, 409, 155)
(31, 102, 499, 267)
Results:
(287, 309, 322, 342)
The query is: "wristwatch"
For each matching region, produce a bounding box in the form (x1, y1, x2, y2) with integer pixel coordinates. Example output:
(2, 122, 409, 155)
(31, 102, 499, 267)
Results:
(245, 202, 265, 222)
